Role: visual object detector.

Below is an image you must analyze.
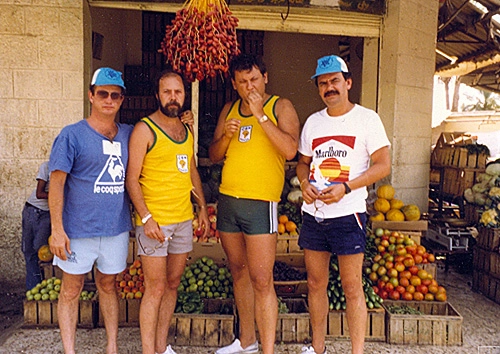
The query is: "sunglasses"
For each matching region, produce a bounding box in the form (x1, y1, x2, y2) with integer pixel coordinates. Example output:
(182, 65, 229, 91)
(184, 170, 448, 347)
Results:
(95, 90, 123, 100)
(137, 234, 166, 256)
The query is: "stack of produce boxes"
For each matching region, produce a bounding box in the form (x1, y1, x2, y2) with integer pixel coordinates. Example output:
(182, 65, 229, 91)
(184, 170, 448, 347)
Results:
(24, 247, 97, 328)
(473, 227, 500, 304)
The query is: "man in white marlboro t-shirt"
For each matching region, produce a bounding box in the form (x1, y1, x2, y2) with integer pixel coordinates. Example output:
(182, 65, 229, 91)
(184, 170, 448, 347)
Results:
(296, 54, 391, 354)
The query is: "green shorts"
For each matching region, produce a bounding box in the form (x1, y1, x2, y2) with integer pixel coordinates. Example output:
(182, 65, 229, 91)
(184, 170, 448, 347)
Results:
(217, 194, 278, 235)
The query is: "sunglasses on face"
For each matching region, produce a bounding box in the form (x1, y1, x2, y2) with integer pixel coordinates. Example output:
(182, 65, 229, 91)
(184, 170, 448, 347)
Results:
(95, 90, 123, 100)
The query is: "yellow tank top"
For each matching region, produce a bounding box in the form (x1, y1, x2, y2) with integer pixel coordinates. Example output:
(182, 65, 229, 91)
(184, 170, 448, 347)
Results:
(135, 117, 194, 226)
(219, 95, 285, 202)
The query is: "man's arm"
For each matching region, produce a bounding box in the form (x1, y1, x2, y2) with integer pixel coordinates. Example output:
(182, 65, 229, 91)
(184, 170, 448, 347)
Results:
(125, 122, 165, 242)
(35, 179, 48, 199)
(296, 154, 320, 205)
(258, 97, 300, 160)
(48, 170, 70, 260)
(189, 157, 209, 239)
(209, 102, 239, 163)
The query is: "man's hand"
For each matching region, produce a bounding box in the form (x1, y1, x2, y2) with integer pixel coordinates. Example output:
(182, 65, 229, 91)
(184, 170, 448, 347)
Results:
(180, 110, 194, 127)
(224, 118, 241, 139)
(247, 91, 265, 119)
(317, 183, 346, 204)
(49, 230, 71, 261)
(143, 217, 166, 243)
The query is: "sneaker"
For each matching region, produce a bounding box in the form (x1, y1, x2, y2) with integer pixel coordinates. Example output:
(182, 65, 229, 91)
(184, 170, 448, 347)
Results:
(156, 344, 176, 354)
(301, 345, 327, 354)
(215, 339, 259, 354)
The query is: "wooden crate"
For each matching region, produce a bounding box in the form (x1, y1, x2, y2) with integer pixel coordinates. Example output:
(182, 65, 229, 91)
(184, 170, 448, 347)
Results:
(24, 296, 97, 328)
(98, 298, 141, 327)
(473, 247, 492, 273)
(274, 254, 307, 296)
(168, 298, 236, 347)
(477, 228, 500, 251)
(275, 298, 311, 343)
(383, 300, 462, 345)
(472, 269, 490, 295)
(276, 235, 302, 254)
(326, 308, 385, 342)
(490, 252, 500, 278)
(371, 220, 428, 232)
(485, 274, 500, 304)
(127, 236, 138, 264)
(464, 203, 482, 225)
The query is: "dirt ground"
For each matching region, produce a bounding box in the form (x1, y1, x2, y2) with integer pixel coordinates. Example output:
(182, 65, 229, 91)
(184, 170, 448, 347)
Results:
(1, 259, 500, 354)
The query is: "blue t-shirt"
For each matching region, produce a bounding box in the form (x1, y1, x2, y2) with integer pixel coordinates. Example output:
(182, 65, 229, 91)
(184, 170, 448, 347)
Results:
(49, 119, 133, 239)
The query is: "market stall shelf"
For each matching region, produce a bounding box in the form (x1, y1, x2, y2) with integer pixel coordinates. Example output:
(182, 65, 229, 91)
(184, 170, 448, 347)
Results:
(326, 308, 386, 342)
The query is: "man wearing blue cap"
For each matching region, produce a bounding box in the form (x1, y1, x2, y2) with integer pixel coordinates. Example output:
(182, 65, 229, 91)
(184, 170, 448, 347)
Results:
(49, 67, 133, 354)
(296, 55, 391, 354)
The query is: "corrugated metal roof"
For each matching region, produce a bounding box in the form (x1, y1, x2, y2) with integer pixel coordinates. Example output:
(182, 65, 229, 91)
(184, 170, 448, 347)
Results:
(436, 0, 500, 93)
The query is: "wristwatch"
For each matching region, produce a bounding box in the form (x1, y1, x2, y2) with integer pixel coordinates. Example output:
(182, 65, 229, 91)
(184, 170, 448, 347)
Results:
(258, 115, 269, 123)
(343, 182, 351, 194)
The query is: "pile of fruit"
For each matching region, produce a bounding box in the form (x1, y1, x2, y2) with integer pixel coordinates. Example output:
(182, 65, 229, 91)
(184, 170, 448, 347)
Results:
(328, 257, 383, 311)
(115, 259, 144, 300)
(370, 184, 421, 222)
(278, 201, 301, 233)
(273, 261, 306, 281)
(277, 214, 298, 237)
(26, 277, 95, 302)
(193, 205, 219, 243)
(178, 256, 233, 299)
(366, 228, 447, 302)
(159, 0, 240, 82)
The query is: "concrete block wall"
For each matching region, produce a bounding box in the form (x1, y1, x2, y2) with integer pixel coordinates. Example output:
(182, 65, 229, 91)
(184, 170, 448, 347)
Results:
(0, 0, 84, 284)
(378, 0, 439, 211)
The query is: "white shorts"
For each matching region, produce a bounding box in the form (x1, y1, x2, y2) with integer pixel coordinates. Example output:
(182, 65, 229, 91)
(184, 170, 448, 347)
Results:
(53, 231, 129, 275)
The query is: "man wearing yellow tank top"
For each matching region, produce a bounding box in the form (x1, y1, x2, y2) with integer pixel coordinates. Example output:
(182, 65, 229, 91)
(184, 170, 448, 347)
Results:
(209, 54, 300, 354)
(126, 70, 209, 354)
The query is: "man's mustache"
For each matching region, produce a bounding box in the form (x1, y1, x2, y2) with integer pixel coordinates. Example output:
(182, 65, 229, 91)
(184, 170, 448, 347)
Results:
(324, 90, 339, 98)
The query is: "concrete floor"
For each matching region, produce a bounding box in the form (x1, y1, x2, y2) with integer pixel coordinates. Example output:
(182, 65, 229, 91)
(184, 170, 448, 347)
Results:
(1, 265, 499, 354)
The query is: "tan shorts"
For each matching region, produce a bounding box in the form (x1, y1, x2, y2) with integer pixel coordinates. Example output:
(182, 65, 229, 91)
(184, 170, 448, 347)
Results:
(135, 220, 193, 257)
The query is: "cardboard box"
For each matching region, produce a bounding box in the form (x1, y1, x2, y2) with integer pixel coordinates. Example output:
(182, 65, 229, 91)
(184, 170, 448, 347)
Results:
(383, 300, 463, 345)
(326, 308, 385, 342)
(188, 242, 227, 265)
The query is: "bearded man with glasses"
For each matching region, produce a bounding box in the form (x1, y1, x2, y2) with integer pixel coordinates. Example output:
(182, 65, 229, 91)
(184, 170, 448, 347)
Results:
(296, 55, 391, 354)
(48, 67, 133, 354)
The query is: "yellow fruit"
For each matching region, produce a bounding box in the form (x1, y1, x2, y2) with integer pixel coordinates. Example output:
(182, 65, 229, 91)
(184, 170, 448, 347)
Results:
(278, 223, 286, 234)
(278, 215, 288, 224)
(386, 209, 405, 222)
(389, 199, 404, 210)
(38, 244, 53, 262)
(377, 185, 395, 200)
(370, 212, 385, 222)
(402, 204, 421, 221)
(374, 198, 391, 214)
(285, 221, 297, 233)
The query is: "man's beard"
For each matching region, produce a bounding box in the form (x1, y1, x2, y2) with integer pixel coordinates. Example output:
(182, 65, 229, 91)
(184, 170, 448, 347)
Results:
(160, 101, 182, 118)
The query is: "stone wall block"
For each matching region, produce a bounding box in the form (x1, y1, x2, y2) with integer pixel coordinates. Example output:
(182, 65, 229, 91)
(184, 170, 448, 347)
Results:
(12, 127, 57, 159)
(392, 136, 431, 165)
(25, 7, 60, 36)
(32, 0, 82, 8)
(39, 100, 83, 127)
(39, 37, 83, 71)
(0, 36, 38, 69)
(0, 5, 25, 35)
(60, 8, 83, 37)
(0, 69, 14, 98)
(0, 99, 37, 127)
(14, 70, 63, 99)
(63, 71, 84, 99)
(0, 127, 15, 159)
(391, 163, 430, 190)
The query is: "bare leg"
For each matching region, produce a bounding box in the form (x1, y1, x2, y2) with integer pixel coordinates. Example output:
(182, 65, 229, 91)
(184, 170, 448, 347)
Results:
(95, 269, 121, 354)
(338, 253, 366, 354)
(245, 233, 278, 354)
(220, 231, 257, 348)
(57, 272, 85, 354)
(139, 256, 167, 354)
(154, 253, 188, 353)
(304, 250, 331, 354)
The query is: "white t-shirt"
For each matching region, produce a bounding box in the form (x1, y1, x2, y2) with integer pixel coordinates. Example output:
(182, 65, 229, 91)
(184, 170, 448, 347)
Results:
(298, 104, 391, 218)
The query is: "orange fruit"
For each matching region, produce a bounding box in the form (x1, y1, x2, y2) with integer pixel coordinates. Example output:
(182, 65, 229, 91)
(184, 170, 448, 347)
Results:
(38, 244, 53, 262)
(386, 209, 405, 221)
(278, 215, 288, 224)
(376, 185, 395, 200)
(277, 223, 286, 234)
(285, 221, 297, 233)
(374, 198, 391, 213)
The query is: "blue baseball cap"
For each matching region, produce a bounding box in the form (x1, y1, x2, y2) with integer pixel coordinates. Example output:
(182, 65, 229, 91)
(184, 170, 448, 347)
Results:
(90, 67, 126, 90)
(311, 55, 349, 80)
